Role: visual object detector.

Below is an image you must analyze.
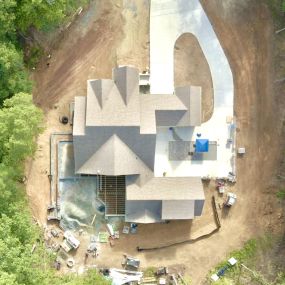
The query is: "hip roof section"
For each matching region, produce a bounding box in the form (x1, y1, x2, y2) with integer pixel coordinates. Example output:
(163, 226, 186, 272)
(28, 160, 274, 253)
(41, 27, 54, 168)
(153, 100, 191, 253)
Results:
(126, 176, 204, 200)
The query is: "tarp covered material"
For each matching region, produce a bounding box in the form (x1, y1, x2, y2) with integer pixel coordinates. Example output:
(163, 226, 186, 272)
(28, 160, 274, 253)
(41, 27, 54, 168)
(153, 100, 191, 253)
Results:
(109, 268, 143, 285)
(195, 139, 209, 153)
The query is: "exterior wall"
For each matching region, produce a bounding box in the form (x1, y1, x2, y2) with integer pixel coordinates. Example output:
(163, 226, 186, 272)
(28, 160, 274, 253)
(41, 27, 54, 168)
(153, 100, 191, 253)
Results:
(194, 199, 205, 216)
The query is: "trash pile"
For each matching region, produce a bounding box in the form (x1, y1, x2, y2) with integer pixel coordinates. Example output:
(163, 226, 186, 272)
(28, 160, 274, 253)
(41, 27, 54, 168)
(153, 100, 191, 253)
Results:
(215, 179, 237, 208)
(44, 226, 83, 271)
(102, 261, 189, 285)
(44, 223, 190, 284)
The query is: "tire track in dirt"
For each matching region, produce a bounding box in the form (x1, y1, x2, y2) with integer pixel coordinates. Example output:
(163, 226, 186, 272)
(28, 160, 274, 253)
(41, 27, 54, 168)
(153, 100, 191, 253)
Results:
(33, 0, 124, 109)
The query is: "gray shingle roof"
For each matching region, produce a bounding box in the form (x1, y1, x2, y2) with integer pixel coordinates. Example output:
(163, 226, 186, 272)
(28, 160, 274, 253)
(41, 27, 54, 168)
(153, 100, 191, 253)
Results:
(175, 86, 202, 126)
(77, 134, 152, 176)
(86, 78, 140, 127)
(126, 176, 204, 200)
(161, 200, 195, 220)
(72, 65, 205, 222)
(125, 200, 162, 223)
(74, 126, 156, 174)
(73, 96, 86, 136)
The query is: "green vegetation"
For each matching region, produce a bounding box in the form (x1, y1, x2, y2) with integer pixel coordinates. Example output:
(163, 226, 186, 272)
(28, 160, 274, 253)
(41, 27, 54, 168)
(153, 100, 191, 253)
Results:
(0, 1, 110, 284)
(207, 235, 285, 285)
(0, 0, 90, 103)
(276, 188, 285, 199)
(15, 0, 67, 32)
(144, 266, 157, 277)
(0, 93, 110, 284)
(0, 44, 32, 104)
(24, 45, 44, 69)
(266, 0, 285, 27)
(208, 239, 258, 284)
(1, 0, 85, 34)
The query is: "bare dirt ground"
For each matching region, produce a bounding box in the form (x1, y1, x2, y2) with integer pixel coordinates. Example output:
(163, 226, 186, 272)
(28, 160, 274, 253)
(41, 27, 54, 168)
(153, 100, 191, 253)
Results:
(117, 0, 150, 71)
(174, 33, 214, 122)
(26, 0, 285, 283)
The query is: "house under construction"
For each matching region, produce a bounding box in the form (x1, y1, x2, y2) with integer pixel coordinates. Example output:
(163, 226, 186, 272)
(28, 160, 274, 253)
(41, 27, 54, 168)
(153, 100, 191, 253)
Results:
(72, 66, 205, 223)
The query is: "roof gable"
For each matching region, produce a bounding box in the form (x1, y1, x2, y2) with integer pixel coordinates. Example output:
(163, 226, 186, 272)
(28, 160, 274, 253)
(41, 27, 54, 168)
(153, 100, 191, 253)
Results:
(77, 134, 152, 176)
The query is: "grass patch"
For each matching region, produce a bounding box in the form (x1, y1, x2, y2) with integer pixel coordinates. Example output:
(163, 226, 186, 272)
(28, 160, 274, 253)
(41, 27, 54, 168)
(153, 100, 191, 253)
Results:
(276, 188, 285, 199)
(207, 235, 275, 284)
(143, 266, 157, 277)
(266, 0, 285, 28)
(183, 275, 192, 285)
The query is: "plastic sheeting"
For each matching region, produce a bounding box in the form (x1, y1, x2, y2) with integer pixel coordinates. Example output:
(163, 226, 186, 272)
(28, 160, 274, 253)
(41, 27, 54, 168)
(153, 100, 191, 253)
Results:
(58, 142, 105, 231)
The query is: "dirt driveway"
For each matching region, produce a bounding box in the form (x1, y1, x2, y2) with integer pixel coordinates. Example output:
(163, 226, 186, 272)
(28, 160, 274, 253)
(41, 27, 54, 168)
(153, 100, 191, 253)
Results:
(26, 0, 285, 283)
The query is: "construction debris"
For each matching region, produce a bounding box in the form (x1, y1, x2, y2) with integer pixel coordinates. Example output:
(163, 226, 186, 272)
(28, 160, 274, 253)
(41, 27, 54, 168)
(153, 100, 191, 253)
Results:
(227, 172, 236, 183)
(170, 274, 178, 285)
(142, 276, 157, 284)
(66, 258, 75, 268)
(98, 232, 109, 243)
(122, 255, 140, 270)
(108, 268, 143, 285)
(47, 205, 61, 221)
(90, 235, 97, 242)
(159, 277, 167, 285)
(61, 231, 80, 252)
(114, 231, 120, 239)
(156, 267, 168, 276)
(211, 257, 238, 282)
(90, 213, 97, 226)
(87, 242, 97, 253)
(51, 229, 59, 237)
(122, 225, 130, 234)
(216, 180, 225, 194)
(228, 257, 237, 266)
(224, 193, 237, 207)
(107, 223, 115, 237)
(109, 239, 115, 247)
(177, 273, 186, 285)
(51, 241, 60, 252)
(130, 223, 138, 234)
(54, 260, 61, 270)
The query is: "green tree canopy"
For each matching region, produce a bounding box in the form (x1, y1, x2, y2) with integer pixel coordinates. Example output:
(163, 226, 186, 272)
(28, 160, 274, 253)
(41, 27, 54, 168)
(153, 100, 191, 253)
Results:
(15, 0, 67, 32)
(0, 0, 16, 40)
(0, 271, 18, 285)
(0, 44, 32, 103)
(0, 93, 43, 165)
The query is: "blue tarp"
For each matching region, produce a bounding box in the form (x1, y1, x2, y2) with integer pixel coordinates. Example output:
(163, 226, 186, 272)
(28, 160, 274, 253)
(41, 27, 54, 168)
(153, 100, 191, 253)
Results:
(195, 139, 209, 152)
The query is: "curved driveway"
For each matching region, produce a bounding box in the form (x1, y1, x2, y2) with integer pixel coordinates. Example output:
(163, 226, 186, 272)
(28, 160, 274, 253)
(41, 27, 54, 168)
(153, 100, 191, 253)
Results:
(151, 0, 235, 177)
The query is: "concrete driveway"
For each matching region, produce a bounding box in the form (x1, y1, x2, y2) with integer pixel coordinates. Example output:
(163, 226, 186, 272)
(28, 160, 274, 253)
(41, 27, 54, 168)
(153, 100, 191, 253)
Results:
(151, 0, 235, 178)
